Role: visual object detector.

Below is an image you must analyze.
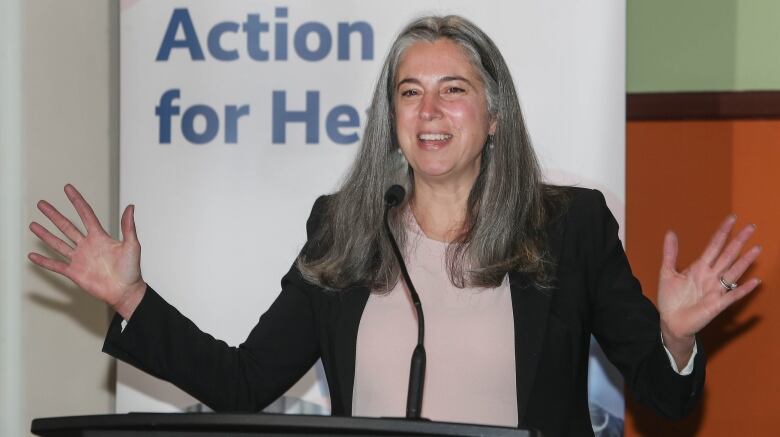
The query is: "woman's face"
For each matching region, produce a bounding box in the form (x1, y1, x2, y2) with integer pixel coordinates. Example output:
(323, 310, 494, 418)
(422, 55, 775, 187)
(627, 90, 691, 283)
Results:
(394, 38, 496, 188)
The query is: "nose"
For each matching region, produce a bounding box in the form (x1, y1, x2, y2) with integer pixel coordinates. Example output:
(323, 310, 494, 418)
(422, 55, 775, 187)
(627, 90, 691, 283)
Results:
(419, 93, 442, 121)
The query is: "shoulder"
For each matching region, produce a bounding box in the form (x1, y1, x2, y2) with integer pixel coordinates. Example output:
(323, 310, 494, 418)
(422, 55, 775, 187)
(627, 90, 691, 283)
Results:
(546, 184, 605, 206)
(542, 185, 621, 258)
(542, 185, 612, 229)
(305, 194, 333, 238)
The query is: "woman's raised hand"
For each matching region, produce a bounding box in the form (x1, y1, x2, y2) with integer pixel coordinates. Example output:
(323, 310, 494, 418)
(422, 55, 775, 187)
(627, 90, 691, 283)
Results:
(657, 215, 762, 368)
(28, 184, 147, 320)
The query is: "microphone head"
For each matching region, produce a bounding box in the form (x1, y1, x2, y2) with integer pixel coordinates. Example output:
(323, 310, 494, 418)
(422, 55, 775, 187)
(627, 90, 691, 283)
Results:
(384, 185, 406, 207)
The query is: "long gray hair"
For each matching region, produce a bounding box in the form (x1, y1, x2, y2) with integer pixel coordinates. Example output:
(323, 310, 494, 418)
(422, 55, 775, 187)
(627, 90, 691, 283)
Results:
(297, 15, 563, 291)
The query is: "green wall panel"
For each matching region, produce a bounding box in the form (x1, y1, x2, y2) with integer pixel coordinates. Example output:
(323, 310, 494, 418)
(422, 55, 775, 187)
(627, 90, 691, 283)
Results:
(735, 0, 780, 90)
(628, 0, 737, 92)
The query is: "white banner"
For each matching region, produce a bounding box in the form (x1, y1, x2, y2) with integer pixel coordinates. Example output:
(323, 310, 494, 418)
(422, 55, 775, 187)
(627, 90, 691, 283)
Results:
(119, 0, 625, 433)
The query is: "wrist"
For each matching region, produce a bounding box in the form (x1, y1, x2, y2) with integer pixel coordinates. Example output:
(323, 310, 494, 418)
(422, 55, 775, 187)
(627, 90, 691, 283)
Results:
(660, 320, 695, 347)
(113, 280, 147, 320)
(661, 322, 695, 366)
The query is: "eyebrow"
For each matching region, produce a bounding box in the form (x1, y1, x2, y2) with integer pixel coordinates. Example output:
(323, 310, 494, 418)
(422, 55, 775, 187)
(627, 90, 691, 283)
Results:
(396, 75, 473, 90)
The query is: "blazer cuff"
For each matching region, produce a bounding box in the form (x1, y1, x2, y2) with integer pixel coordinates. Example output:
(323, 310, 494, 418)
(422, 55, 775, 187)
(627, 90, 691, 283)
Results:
(102, 284, 170, 373)
(661, 334, 697, 375)
(644, 332, 706, 419)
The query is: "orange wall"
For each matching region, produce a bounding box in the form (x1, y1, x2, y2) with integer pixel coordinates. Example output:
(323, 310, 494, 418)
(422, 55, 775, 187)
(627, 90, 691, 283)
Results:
(625, 120, 780, 436)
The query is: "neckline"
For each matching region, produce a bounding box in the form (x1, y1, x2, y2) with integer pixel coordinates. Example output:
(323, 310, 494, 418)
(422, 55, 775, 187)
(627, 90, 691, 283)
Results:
(404, 206, 456, 246)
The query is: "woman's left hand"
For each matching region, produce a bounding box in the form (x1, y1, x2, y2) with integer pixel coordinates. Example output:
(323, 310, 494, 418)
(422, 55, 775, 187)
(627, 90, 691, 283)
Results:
(657, 215, 762, 368)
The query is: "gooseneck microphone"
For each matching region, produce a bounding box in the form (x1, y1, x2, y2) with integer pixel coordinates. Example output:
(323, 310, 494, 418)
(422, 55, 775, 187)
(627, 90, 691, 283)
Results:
(383, 185, 427, 420)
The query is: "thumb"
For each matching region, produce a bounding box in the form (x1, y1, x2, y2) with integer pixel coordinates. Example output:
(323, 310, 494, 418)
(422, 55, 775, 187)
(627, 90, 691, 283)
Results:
(121, 204, 139, 243)
(660, 230, 678, 277)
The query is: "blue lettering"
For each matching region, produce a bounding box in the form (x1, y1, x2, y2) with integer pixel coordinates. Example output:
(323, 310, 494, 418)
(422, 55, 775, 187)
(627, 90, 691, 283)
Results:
(208, 21, 240, 61)
(294, 22, 332, 61)
(156, 9, 204, 61)
(273, 91, 319, 144)
(159, 8, 374, 62)
(182, 105, 220, 144)
(155, 89, 181, 143)
(243, 14, 270, 61)
(337, 22, 373, 60)
(326, 105, 360, 144)
(225, 105, 250, 143)
(274, 7, 288, 60)
(155, 90, 248, 145)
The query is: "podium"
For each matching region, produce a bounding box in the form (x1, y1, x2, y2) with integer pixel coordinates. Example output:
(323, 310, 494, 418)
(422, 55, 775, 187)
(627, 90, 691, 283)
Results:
(31, 413, 542, 436)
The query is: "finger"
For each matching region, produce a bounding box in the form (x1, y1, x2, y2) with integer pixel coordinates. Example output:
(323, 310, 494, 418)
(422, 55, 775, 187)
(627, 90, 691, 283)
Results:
(720, 245, 762, 284)
(29, 222, 75, 259)
(660, 231, 678, 276)
(28, 252, 70, 277)
(713, 224, 757, 273)
(720, 278, 761, 309)
(700, 214, 737, 266)
(121, 204, 139, 243)
(64, 184, 106, 235)
(37, 199, 85, 244)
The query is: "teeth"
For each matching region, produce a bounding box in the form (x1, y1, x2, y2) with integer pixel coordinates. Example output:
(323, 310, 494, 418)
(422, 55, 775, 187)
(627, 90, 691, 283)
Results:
(418, 133, 452, 141)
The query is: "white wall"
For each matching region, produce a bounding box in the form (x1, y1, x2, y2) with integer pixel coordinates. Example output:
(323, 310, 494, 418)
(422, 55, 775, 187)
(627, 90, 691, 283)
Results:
(0, 1, 118, 435)
(1, 0, 24, 434)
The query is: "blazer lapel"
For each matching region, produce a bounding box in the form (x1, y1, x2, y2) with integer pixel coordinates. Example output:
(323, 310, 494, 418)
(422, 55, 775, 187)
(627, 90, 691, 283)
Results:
(509, 272, 553, 426)
(511, 205, 567, 425)
(332, 286, 370, 415)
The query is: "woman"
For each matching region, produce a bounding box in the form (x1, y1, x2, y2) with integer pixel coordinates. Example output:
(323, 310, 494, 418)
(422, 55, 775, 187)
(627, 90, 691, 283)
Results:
(29, 15, 761, 437)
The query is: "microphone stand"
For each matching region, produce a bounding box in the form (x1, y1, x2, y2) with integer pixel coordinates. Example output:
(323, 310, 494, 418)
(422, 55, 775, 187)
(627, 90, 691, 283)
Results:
(383, 186, 427, 420)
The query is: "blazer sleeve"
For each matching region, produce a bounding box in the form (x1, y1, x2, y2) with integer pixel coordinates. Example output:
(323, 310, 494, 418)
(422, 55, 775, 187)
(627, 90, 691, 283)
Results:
(581, 189, 705, 419)
(102, 196, 329, 412)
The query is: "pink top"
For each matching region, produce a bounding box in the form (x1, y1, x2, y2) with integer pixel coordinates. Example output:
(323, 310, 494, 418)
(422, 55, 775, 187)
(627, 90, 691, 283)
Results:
(352, 212, 518, 427)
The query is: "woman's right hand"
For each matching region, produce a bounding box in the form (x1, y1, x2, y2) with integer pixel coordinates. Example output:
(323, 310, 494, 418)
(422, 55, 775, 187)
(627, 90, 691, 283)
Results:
(28, 184, 146, 320)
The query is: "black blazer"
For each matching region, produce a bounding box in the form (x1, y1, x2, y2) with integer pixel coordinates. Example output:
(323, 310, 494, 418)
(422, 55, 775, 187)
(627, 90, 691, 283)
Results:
(103, 187, 704, 437)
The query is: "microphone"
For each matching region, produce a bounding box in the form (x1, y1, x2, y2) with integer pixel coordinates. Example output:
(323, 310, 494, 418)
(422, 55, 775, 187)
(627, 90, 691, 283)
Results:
(382, 185, 427, 420)
(384, 184, 405, 207)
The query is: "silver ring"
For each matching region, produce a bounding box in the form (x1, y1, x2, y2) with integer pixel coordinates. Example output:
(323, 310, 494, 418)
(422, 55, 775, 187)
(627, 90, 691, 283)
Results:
(720, 276, 738, 292)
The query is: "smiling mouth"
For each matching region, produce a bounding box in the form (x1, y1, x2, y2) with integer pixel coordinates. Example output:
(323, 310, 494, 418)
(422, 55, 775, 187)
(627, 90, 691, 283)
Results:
(417, 133, 453, 141)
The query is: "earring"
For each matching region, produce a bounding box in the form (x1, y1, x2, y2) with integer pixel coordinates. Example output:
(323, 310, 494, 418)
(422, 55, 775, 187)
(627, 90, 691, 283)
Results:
(487, 135, 495, 149)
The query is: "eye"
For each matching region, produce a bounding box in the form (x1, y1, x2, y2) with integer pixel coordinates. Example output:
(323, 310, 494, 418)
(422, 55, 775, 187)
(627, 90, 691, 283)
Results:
(445, 86, 465, 94)
(399, 88, 420, 97)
